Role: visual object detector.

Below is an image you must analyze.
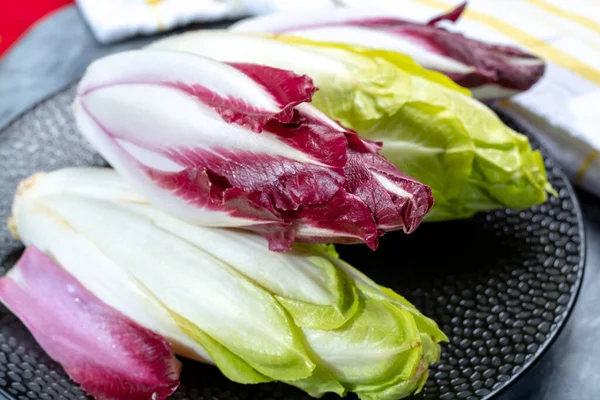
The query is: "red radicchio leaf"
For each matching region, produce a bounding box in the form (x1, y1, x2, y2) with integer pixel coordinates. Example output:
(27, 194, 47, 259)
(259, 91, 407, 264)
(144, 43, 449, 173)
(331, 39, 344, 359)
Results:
(138, 64, 361, 248)
(388, 25, 546, 92)
(343, 149, 434, 234)
(0, 247, 181, 400)
(144, 75, 350, 218)
(170, 63, 318, 132)
(76, 51, 433, 252)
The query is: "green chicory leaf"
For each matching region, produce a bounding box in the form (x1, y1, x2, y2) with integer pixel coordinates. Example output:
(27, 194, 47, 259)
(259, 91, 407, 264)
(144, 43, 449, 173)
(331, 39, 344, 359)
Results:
(275, 36, 554, 221)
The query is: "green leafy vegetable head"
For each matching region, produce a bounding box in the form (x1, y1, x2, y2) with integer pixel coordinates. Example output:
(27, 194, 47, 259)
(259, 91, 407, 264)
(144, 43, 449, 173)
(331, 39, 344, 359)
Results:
(12, 168, 447, 400)
(271, 35, 553, 221)
(151, 31, 553, 220)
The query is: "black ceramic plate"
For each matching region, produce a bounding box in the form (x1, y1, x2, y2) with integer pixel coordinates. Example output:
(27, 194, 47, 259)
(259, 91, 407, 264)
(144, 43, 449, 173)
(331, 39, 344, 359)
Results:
(0, 85, 585, 400)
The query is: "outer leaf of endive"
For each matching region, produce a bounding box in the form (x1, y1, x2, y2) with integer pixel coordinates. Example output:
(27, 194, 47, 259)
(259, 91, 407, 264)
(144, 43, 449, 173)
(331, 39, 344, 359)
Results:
(300, 300, 424, 399)
(293, 245, 447, 399)
(286, 366, 346, 398)
(10, 173, 212, 363)
(13, 177, 316, 382)
(307, 300, 421, 384)
(0, 246, 181, 400)
(12, 168, 445, 399)
(74, 49, 432, 250)
(377, 288, 448, 345)
(121, 200, 361, 331)
(170, 312, 272, 384)
(316, 248, 448, 345)
(354, 333, 440, 400)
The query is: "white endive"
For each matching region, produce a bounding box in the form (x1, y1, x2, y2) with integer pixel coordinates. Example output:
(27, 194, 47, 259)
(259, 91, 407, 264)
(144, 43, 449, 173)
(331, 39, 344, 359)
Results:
(73, 49, 433, 251)
(10, 167, 446, 400)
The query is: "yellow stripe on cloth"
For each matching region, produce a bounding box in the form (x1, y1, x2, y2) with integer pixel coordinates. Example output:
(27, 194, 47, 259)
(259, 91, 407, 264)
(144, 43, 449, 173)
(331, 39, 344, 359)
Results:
(146, 0, 165, 31)
(527, 0, 600, 36)
(576, 149, 599, 183)
(411, 0, 600, 86)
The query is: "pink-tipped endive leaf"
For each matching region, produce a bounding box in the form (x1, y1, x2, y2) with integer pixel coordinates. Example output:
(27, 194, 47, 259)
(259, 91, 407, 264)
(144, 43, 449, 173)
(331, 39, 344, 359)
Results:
(343, 149, 434, 234)
(0, 246, 181, 400)
(74, 50, 432, 250)
(230, 2, 545, 100)
(427, 1, 467, 25)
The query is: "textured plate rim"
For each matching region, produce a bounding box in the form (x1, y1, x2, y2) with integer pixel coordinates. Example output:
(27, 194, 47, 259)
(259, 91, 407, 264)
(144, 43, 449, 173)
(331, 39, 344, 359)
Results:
(481, 107, 587, 400)
(0, 87, 587, 400)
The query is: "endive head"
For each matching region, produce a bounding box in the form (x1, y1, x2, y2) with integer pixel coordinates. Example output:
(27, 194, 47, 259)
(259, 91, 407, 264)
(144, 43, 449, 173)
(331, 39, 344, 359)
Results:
(73, 49, 433, 251)
(11, 168, 446, 400)
(230, 3, 546, 100)
(0, 246, 181, 400)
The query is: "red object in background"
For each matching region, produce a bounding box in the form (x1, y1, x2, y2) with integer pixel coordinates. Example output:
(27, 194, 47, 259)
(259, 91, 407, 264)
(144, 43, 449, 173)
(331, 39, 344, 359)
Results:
(0, 0, 74, 58)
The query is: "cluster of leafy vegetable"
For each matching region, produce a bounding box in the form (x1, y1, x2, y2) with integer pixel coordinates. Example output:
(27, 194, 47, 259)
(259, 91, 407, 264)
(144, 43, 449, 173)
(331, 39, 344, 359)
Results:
(287, 37, 552, 221)
(151, 32, 553, 221)
(1, 11, 555, 400)
(7, 168, 447, 400)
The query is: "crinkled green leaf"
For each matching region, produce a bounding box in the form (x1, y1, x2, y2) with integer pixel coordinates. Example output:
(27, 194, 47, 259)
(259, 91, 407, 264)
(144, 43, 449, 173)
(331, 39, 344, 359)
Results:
(287, 366, 346, 398)
(303, 300, 421, 385)
(322, 252, 448, 345)
(351, 100, 475, 215)
(170, 312, 272, 384)
(276, 267, 359, 330)
(277, 35, 470, 96)
(270, 36, 552, 219)
(291, 42, 413, 127)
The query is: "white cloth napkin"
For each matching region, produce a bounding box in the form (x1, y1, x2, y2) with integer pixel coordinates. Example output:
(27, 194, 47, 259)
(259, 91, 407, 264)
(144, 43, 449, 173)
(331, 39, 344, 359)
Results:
(76, 0, 246, 44)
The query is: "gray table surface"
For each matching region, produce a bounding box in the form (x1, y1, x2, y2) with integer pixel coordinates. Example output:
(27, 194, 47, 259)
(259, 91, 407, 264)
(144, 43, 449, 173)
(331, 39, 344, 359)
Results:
(1, 6, 598, 400)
